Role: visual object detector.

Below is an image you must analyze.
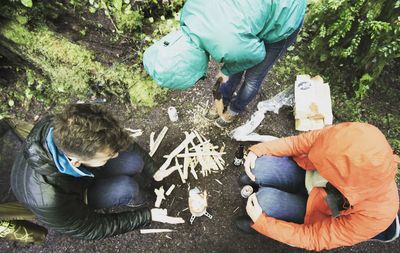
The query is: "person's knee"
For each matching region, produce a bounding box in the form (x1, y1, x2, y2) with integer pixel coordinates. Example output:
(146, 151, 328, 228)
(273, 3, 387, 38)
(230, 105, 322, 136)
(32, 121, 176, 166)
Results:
(242, 79, 261, 93)
(252, 156, 285, 177)
(254, 156, 294, 172)
(256, 187, 283, 217)
(113, 176, 140, 202)
(107, 151, 144, 174)
(123, 151, 144, 172)
(256, 187, 306, 224)
(87, 176, 139, 209)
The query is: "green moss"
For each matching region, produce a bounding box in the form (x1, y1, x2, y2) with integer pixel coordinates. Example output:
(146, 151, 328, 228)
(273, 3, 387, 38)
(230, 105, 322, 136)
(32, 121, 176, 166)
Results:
(114, 5, 142, 33)
(0, 20, 164, 106)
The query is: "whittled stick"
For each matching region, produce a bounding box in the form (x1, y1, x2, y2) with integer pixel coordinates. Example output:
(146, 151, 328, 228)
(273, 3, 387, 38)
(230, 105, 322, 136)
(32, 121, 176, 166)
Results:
(218, 145, 226, 165)
(168, 151, 226, 158)
(189, 141, 214, 151)
(125, 128, 143, 138)
(187, 132, 210, 176)
(193, 131, 219, 174)
(149, 132, 155, 151)
(149, 127, 168, 157)
(125, 128, 142, 134)
(159, 133, 196, 169)
(189, 158, 198, 180)
(190, 166, 198, 180)
(175, 157, 186, 184)
(206, 143, 225, 171)
(166, 184, 176, 196)
(154, 186, 165, 208)
(194, 130, 206, 143)
(183, 146, 189, 180)
(153, 164, 182, 181)
(140, 229, 175, 234)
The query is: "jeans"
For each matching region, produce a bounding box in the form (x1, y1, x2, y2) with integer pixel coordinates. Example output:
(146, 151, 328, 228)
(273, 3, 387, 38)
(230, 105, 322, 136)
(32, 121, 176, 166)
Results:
(220, 26, 301, 114)
(252, 156, 307, 224)
(86, 151, 144, 209)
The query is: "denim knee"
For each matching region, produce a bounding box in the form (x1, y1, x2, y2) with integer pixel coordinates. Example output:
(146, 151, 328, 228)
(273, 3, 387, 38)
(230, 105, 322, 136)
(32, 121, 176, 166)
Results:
(87, 176, 139, 209)
(256, 187, 306, 224)
(103, 151, 144, 176)
(252, 156, 294, 181)
(252, 156, 306, 193)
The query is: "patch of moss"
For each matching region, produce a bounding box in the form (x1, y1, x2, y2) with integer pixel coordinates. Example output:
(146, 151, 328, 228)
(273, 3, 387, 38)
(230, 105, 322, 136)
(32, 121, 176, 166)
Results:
(0, 20, 164, 106)
(114, 5, 142, 33)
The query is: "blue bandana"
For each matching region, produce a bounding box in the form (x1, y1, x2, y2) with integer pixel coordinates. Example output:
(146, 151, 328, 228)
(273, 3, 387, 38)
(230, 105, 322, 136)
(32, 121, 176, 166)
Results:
(46, 128, 94, 178)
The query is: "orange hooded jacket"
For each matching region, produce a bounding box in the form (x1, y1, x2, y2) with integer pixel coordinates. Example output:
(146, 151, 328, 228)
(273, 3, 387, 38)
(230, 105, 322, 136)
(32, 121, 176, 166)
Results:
(248, 122, 399, 251)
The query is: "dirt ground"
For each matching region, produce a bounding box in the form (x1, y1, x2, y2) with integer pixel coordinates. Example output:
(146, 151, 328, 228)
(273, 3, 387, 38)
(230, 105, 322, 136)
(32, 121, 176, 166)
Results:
(1, 62, 400, 253)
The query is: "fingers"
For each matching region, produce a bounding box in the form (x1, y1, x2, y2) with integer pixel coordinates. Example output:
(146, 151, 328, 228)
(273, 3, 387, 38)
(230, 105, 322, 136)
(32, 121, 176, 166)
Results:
(244, 159, 256, 181)
(246, 194, 256, 208)
(245, 165, 256, 182)
(250, 156, 256, 169)
(245, 195, 254, 216)
(244, 152, 257, 181)
(249, 152, 257, 169)
(248, 193, 257, 204)
(246, 193, 262, 222)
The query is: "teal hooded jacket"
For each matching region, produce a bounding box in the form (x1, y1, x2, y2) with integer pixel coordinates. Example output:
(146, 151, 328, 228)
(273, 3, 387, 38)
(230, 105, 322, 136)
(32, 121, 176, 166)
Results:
(143, 0, 306, 89)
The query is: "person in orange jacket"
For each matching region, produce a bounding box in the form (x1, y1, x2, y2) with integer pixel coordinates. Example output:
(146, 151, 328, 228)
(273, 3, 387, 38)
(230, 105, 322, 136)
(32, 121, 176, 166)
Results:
(236, 122, 399, 251)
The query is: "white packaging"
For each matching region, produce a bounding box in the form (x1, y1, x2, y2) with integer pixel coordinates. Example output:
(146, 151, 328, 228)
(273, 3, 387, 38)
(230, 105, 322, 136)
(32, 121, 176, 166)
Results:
(240, 185, 254, 198)
(167, 106, 179, 122)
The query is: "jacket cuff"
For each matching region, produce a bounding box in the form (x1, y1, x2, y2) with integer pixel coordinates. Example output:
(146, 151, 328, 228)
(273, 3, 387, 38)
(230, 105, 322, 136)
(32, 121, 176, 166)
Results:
(143, 208, 152, 227)
(251, 213, 269, 232)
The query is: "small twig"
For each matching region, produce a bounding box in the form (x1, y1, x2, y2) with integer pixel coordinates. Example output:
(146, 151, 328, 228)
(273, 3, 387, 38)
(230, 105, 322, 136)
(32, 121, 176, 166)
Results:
(169, 196, 176, 207)
(214, 179, 223, 185)
(166, 184, 176, 196)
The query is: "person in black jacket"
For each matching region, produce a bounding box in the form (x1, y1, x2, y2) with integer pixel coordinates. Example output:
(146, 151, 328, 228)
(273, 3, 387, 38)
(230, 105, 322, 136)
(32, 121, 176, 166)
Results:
(10, 104, 184, 240)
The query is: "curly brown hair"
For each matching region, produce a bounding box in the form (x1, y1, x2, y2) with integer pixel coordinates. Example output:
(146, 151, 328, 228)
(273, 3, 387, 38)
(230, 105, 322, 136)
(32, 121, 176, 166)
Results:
(52, 104, 131, 159)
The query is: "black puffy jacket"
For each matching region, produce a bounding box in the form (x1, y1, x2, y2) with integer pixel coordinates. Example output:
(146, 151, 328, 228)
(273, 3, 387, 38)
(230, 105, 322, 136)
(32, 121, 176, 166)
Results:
(10, 116, 153, 240)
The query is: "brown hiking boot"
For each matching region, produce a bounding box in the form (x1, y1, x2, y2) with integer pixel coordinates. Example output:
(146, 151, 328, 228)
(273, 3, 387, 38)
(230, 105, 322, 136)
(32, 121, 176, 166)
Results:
(214, 110, 237, 128)
(206, 99, 226, 120)
(205, 103, 219, 120)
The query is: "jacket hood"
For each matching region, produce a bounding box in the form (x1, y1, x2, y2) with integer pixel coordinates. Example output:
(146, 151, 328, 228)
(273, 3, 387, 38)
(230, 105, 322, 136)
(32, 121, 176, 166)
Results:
(143, 29, 208, 90)
(23, 116, 58, 176)
(309, 122, 398, 205)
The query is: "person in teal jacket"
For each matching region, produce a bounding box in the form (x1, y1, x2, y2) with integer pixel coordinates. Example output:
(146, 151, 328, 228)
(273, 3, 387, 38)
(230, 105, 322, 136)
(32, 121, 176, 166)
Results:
(144, 0, 306, 127)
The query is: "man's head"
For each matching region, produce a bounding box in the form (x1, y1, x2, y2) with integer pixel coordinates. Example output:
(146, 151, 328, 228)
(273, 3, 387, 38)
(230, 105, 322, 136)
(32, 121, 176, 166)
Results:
(143, 29, 208, 90)
(52, 104, 130, 167)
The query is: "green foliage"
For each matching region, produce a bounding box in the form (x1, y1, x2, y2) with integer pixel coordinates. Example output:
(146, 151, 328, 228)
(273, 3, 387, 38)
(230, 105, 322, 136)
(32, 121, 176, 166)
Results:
(306, 0, 400, 97)
(85, 0, 143, 34)
(355, 73, 372, 99)
(78, 0, 184, 35)
(20, 0, 32, 8)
